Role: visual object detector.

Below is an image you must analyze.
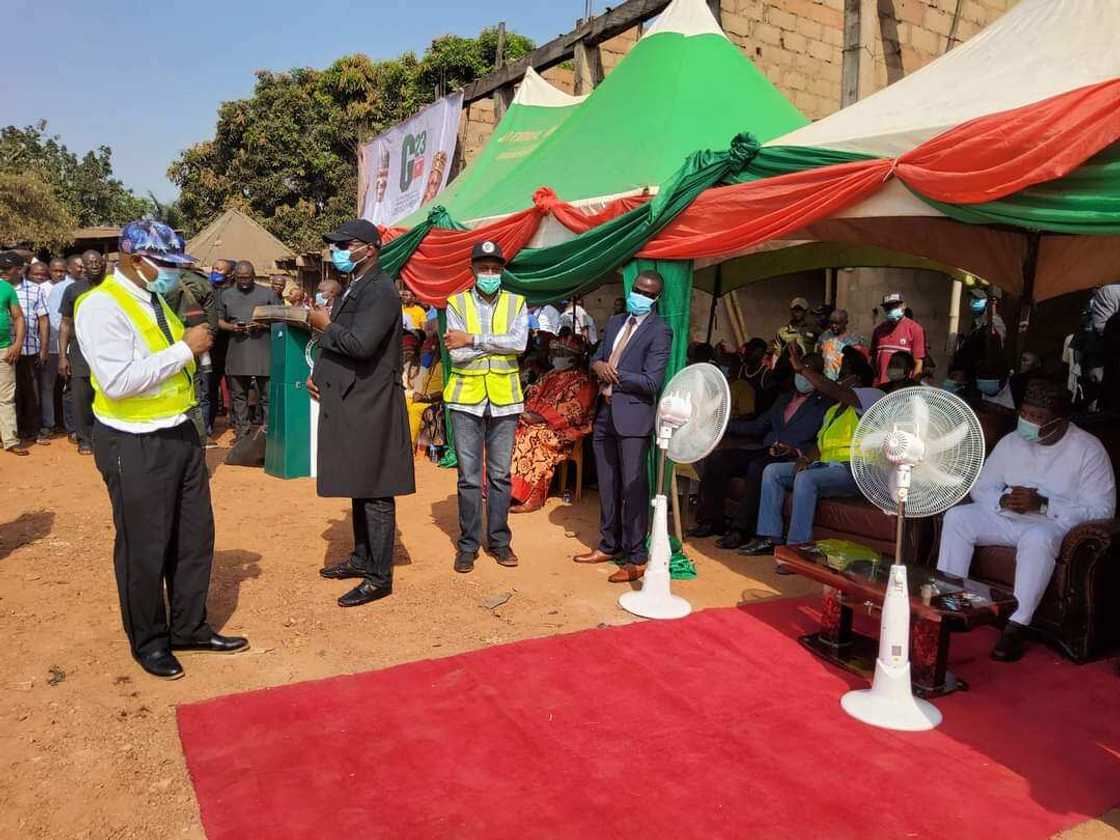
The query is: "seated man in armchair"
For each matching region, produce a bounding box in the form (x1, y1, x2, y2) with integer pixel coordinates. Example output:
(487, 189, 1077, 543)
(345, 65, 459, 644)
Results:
(937, 379, 1116, 662)
(741, 345, 883, 563)
(688, 352, 835, 549)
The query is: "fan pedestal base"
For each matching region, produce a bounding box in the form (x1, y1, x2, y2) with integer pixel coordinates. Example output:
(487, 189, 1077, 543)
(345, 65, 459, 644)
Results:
(618, 496, 692, 621)
(841, 660, 942, 731)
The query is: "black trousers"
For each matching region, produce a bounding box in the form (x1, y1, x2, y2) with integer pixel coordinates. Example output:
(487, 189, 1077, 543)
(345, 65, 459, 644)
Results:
(15, 355, 40, 439)
(93, 420, 214, 656)
(70, 375, 95, 447)
(696, 447, 787, 534)
(592, 403, 651, 565)
(229, 375, 269, 440)
(350, 497, 395, 588)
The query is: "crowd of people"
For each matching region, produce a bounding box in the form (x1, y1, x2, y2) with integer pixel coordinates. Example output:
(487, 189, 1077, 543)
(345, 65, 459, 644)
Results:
(4, 216, 1117, 678)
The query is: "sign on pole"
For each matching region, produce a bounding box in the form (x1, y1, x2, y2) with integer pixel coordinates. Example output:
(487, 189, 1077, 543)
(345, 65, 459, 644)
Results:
(357, 92, 463, 226)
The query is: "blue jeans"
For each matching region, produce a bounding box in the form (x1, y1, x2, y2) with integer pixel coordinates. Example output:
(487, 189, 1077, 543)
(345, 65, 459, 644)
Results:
(449, 410, 518, 554)
(757, 460, 859, 545)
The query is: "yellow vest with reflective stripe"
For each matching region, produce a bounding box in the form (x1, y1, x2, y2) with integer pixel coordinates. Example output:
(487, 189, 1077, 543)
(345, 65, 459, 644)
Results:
(817, 402, 861, 463)
(78, 275, 197, 423)
(443, 289, 525, 407)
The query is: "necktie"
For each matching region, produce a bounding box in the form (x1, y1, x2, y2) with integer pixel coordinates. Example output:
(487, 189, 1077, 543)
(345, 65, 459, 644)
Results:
(150, 293, 175, 345)
(602, 316, 638, 397)
(152, 293, 193, 389)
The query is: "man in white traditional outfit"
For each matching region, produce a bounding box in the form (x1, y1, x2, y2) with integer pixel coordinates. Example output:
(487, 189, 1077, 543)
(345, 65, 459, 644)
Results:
(937, 380, 1116, 662)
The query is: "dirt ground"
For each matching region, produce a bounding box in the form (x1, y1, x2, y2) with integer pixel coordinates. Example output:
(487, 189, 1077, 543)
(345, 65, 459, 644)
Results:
(1, 431, 1117, 839)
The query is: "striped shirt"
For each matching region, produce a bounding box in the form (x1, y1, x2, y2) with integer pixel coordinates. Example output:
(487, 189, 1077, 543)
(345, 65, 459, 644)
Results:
(15, 279, 48, 356)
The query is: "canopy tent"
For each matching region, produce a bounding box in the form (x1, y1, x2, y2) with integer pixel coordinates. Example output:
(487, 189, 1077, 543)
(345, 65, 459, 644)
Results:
(379, 0, 1120, 312)
(187, 208, 295, 274)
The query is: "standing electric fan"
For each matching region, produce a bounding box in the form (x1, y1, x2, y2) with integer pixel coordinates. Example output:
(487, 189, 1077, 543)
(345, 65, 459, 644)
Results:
(843, 388, 985, 731)
(619, 363, 731, 620)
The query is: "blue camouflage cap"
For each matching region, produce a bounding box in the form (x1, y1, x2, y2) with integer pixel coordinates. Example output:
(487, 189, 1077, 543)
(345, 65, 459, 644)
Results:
(119, 219, 196, 266)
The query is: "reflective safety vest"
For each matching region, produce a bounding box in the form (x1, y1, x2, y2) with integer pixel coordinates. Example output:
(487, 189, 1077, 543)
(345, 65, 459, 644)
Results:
(817, 402, 861, 463)
(77, 274, 197, 423)
(443, 289, 525, 407)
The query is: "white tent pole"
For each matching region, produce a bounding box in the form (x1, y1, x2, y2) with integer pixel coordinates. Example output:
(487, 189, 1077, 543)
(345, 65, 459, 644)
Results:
(946, 278, 963, 355)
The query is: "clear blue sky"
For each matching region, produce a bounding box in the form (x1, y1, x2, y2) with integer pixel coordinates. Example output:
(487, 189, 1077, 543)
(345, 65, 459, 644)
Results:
(5, 0, 598, 201)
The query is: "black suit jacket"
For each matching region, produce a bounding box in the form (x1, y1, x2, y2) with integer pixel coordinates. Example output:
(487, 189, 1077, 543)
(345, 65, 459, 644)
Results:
(312, 267, 416, 499)
(594, 311, 673, 437)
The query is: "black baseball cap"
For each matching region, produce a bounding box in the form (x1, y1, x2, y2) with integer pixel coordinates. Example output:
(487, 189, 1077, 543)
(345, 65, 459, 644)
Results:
(0, 251, 27, 270)
(470, 240, 505, 264)
(323, 219, 382, 248)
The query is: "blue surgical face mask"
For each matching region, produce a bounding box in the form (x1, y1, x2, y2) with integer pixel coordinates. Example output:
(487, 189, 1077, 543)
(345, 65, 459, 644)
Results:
(794, 374, 814, 394)
(209, 270, 227, 285)
(941, 379, 964, 393)
(143, 258, 182, 296)
(976, 378, 1002, 396)
(626, 290, 657, 316)
(315, 291, 329, 307)
(1017, 416, 1041, 442)
(885, 307, 904, 322)
(970, 298, 987, 314)
(331, 248, 357, 273)
(475, 273, 502, 295)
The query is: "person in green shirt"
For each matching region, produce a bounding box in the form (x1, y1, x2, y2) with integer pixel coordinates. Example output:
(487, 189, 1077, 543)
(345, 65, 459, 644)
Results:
(0, 252, 29, 454)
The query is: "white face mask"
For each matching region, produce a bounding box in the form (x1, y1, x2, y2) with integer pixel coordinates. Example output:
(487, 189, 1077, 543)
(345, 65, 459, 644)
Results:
(550, 355, 575, 371)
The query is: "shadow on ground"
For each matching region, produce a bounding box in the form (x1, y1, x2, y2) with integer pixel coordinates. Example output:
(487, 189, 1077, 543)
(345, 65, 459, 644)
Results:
(207, 549, 263, 631)
(0, 510, 56, 561)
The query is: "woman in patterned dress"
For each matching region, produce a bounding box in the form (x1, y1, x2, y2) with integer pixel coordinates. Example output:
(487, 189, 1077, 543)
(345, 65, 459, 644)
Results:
(509, 335, 597, 513)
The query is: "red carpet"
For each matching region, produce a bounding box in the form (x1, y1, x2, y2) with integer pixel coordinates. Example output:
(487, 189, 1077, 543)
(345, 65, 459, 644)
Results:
(178, 599, 1120, 839)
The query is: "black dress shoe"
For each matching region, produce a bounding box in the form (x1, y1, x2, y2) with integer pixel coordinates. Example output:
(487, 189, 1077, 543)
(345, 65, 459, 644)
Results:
(135, 650, 184, 680)
(172, 633, 250, 654)
(716, 530, 749, 550)
(492, 547, 519, 567)
(991, 621, 1027, 662)
(454, 550, 477, 573)
(738, 537, 777, 556)
(338, 581, 392, 607)
(320, 559, 366, 580)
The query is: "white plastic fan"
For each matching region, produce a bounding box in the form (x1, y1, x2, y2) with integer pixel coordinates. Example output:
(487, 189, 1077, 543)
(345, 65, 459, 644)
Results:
(841, 387, 985, 732)
(619, 363, 731, 620)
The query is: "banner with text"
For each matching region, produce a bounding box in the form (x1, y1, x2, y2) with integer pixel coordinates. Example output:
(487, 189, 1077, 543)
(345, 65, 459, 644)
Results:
(358, 92, 463, 226)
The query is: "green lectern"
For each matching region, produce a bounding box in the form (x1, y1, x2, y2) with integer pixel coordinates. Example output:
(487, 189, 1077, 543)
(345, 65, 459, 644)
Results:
(265, 320, 313, 479)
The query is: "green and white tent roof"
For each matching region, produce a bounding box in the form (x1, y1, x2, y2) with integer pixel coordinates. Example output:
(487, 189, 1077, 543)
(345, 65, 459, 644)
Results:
(408, 0, 807, 227)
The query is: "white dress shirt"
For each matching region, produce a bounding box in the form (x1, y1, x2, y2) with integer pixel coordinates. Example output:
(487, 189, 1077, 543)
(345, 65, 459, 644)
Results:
(560, 303, 598, 344)
(75, 270, 195, 433)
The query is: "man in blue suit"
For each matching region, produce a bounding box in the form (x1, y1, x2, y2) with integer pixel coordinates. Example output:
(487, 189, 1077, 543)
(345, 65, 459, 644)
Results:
(574, 270, 672, 583)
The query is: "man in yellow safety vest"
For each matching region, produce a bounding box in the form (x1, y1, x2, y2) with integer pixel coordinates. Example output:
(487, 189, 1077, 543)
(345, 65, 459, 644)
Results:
(443, 240, 529, 573)
(75, 220, 249, 680)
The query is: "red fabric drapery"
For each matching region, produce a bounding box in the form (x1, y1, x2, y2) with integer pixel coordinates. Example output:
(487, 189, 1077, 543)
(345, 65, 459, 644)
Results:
(640, 159, 891, 259)
(385, 79, 1120, 301)
(399, 206, 544, 305)
(896, 78, 1120, 204)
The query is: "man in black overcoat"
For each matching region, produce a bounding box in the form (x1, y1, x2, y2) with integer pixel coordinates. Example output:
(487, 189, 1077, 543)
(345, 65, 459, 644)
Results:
(307, 219, 416, 607)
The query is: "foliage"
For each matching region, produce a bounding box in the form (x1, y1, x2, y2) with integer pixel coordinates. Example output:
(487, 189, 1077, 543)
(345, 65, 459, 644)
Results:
(0, 171, 77, 252)
(0, 122, 149, 236)
(169, 27, 534, 254)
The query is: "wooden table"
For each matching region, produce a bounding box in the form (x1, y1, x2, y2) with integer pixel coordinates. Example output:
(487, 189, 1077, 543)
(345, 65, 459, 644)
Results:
(775, 544, 1017, 697)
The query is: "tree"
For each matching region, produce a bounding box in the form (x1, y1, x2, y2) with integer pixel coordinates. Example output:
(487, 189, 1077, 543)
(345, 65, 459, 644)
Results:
(0, 122, 149, 233)
(169, 27, 534, 254)
(0, 171, 77, 252)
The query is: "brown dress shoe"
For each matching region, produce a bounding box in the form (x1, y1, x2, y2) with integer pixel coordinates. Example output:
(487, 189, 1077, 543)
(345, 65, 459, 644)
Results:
(608, 564, 646, 583)
(573, 549, 617, 564)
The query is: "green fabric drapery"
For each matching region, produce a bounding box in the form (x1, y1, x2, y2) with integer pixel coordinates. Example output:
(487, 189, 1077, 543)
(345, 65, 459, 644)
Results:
(504, 134, 760, 303)
(622, 257, 696, 580)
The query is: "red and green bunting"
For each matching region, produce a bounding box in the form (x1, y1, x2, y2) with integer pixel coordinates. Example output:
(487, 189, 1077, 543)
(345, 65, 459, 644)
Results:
(381, 78, 1120, 308)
